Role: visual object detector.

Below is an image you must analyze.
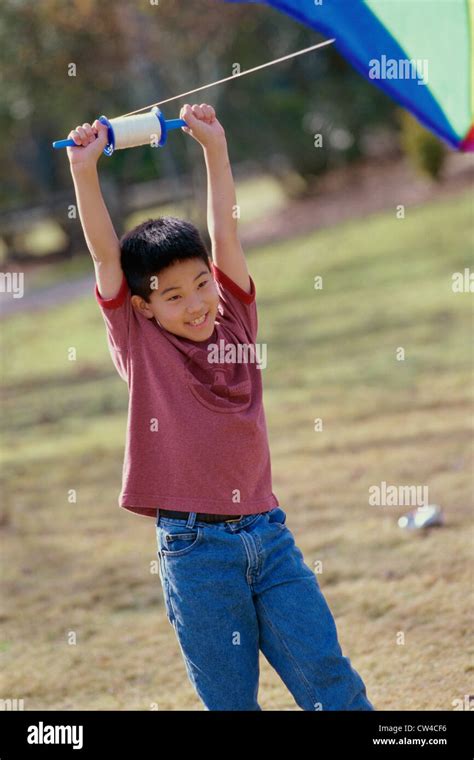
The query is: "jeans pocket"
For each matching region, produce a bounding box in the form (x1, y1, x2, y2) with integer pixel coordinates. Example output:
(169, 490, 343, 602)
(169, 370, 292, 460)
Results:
(268, 506, 287, 529)
(157, 548, 175, 625)
(159, 524, 203, 557)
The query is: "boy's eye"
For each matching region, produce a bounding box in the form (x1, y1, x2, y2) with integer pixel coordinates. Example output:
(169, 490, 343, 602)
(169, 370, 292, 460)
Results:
(167, 280, 208, 301)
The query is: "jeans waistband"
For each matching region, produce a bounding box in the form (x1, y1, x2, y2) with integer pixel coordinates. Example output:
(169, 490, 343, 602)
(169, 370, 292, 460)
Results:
(158, 509, 244, 523)
(157, 509, 270, 530)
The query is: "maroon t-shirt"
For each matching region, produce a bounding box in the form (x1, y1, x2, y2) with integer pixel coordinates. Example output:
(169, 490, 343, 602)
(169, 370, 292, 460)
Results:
(94, 261, 279, 518)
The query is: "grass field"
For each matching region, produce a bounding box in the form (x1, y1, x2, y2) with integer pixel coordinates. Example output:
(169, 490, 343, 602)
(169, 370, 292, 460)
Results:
(1, 189, 473, 710)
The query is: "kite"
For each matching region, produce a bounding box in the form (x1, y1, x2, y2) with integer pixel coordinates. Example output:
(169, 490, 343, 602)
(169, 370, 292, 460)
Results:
(228, 0, 474, 151)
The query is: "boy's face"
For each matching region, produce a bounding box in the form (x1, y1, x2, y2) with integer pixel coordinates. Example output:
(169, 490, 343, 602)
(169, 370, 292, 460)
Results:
(131, 258, 220, 341)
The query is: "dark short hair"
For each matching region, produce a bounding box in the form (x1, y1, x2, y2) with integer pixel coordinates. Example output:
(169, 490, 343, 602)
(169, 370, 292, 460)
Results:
(119, 217, 211, 301)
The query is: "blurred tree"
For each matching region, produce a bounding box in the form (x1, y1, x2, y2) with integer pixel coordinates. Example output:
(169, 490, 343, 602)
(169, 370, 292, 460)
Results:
(398, 110, 446, 181)
(0, 0, 129, 207)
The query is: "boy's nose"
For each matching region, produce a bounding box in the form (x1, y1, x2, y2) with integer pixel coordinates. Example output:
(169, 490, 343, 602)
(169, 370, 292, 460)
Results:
(186, 300, 204, 315)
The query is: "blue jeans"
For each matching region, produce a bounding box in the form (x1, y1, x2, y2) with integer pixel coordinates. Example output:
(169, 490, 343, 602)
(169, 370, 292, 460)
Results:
(155, 506, 375, 711)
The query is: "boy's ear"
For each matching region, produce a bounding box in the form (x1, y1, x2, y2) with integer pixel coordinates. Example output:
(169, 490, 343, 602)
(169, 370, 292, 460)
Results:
(131, 294, 155, 319)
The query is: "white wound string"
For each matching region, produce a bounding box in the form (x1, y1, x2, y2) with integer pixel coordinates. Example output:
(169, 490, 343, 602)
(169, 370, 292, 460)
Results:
(118, 39, 336, 119)
(110, 109, 162, 150)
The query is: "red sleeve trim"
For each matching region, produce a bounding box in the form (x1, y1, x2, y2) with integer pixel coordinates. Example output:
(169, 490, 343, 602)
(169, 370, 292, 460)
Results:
(211, 261, 256, 304)
(95, 272, 128, 309)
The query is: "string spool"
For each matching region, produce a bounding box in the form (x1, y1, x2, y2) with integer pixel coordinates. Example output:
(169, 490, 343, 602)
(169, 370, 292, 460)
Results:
(52, 106, 186, 155)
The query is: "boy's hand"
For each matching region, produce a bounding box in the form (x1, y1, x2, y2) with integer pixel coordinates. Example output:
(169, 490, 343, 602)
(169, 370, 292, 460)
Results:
(179, 103, 225, 149)
(66, 120, 109, 170)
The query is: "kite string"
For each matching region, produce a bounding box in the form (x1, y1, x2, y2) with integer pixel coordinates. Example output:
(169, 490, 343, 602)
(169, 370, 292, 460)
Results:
(117, 38, 335, 119)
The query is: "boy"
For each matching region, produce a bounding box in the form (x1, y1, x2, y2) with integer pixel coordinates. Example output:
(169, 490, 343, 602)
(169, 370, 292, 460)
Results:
(67, 103, 375, 711)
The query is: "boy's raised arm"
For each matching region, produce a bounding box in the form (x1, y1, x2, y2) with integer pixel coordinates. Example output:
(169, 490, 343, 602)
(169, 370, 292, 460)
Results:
(179, 104, 251, 295)
(67, 120, 123, 300)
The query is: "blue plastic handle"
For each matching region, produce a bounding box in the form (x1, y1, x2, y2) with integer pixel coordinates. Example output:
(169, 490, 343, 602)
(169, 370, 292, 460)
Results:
(52, 138, 77, 149)
(165, 119, 187, 130)
(52, 117, 187, 150)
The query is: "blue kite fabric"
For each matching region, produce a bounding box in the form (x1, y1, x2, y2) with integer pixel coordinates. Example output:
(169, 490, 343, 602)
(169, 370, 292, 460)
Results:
(227, 0, 474, 151)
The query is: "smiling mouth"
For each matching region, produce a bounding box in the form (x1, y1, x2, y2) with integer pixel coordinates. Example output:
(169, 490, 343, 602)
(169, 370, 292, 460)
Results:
(186, 310, 210, 328)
